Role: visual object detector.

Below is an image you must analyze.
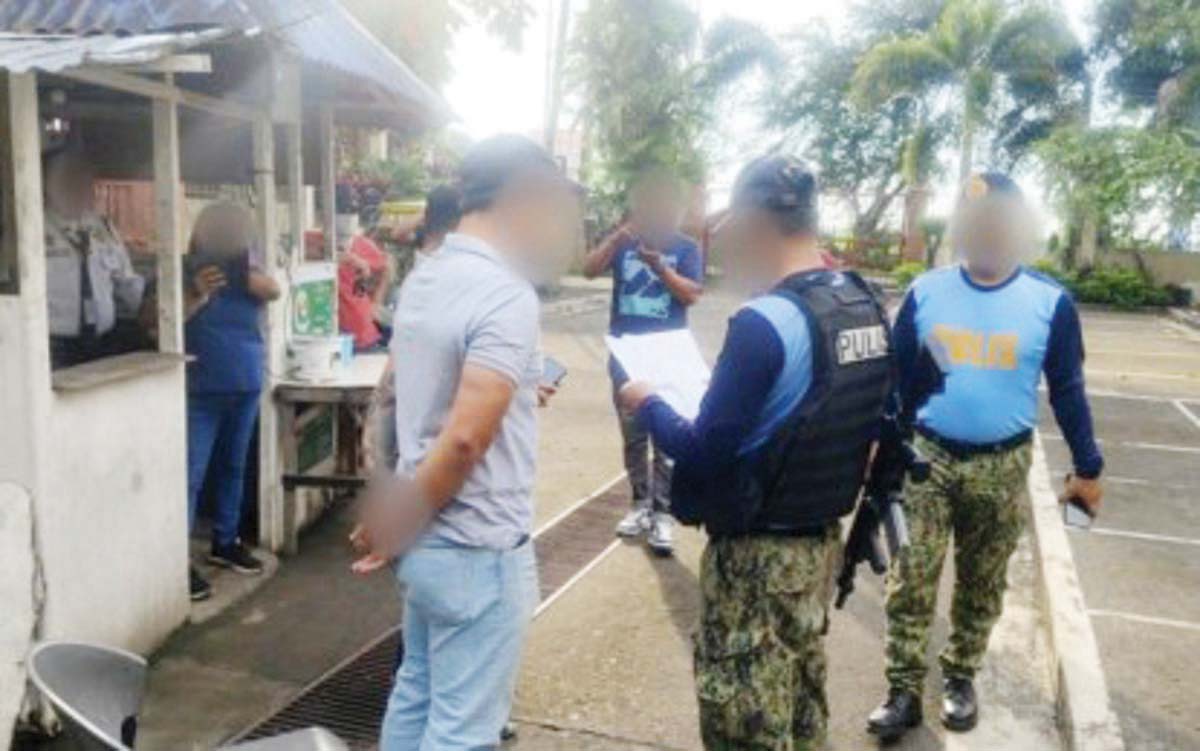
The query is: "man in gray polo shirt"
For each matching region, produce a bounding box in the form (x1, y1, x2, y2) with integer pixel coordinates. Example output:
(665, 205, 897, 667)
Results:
(352, 135, 579, 751)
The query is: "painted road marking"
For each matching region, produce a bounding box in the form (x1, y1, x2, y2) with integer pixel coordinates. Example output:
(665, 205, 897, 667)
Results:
(1041, 434, 1200, 454)
(1086, 368, 1200, 382)
(534, 472, 625, 538)
(534, 539, 622, 618)
(1085, 527, 1200, 548)
(1089, 609, 1200, 634)
(1088, 348, 1200, 360)
(1041, 386, 1191, 404)
(1173, 400, 1200, 432)
(1101, 475, 1194, 490)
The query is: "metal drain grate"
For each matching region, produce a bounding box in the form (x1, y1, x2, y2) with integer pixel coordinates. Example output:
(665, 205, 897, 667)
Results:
(238, 482, 631, 749)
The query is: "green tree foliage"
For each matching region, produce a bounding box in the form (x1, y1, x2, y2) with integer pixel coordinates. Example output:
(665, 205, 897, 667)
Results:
(568, 0, 708, 221)
(342, 0, 534, 90)
(1095, 0, 1200, 126)
(851, 0, 1085, 180)
(1037, 125, 1200, 247)
(761, 24, 938, 240)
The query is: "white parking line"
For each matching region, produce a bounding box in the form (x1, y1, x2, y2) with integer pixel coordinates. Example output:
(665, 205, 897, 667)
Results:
(1174, 400, 1200, 432)
(1041, 434, 1200, 454)
(534, 540, 622, 618)
(1086, 368, 1199, 382)
(1087, 527, 1200, 548)
(1102, 475, 1193, 490)
(533, 472, 625, 539)
(1089, 609, 1200, 634)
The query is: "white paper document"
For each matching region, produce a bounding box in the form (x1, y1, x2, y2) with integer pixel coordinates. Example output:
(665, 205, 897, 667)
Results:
(605, 329, 711, 420)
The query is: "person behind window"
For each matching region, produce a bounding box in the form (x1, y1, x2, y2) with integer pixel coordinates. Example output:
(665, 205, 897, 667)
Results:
(42, 147, 147, 369)
(336, 213, 392, 352)
(183, 201, 281, 602)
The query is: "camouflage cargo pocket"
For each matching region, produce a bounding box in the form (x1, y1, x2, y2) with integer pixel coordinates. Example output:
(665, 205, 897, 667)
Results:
(696, 633, 792, 747)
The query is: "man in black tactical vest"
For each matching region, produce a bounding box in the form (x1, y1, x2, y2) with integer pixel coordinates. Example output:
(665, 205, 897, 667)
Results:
(619, 156, 893, 751)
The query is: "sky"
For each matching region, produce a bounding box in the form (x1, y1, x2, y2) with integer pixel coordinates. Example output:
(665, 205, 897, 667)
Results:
(443, 0, 1094, 225)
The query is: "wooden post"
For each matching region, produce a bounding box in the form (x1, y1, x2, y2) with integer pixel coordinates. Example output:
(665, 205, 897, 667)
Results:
(0, 71, 52, 476)
(319, 104, 336, 261)
(253, 114, 287, 553)
(152, 89, 184, 354)
(286, 121, 305, 270)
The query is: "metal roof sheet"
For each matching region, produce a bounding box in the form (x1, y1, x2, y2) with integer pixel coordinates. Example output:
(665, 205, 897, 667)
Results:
(0, 0, 449, 121)
(0, 28, 229, 73)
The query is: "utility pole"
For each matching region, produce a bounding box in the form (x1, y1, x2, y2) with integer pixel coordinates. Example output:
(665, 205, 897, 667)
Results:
(542, 0, 571, 154)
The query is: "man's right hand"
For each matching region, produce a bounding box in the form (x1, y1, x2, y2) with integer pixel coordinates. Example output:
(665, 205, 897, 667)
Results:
(192, 265, 226, 299)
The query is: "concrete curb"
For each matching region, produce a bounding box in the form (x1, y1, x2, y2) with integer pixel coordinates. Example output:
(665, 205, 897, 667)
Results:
(1028, 433, 1125, 751)
(1168, 307, 1200, 332)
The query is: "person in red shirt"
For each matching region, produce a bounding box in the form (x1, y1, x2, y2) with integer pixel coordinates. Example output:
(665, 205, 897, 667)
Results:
(337, 225, 391, 351)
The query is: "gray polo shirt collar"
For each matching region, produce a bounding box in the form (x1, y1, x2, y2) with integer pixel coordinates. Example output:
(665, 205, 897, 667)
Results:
(444, 232, 510, 267)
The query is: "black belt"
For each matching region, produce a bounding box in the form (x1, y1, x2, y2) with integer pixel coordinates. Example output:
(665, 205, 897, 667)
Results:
(710, 523, 831, 542)
(917, 425, 1032, 460)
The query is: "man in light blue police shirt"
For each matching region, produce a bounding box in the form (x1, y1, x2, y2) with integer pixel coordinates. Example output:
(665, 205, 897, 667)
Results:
(868, 173, 1105, 742)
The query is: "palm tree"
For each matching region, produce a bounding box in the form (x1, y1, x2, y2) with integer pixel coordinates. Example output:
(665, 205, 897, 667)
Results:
(851, 0, 1079, 185)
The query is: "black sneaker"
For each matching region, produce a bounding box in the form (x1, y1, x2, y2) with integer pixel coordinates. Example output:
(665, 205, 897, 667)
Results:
(500, 722, 518, 742)
(208, 541, 264, 575)
(189, 567, 212, 602)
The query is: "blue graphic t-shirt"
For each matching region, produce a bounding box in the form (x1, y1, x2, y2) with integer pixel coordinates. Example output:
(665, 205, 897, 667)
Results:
(607, 233, 703, 336)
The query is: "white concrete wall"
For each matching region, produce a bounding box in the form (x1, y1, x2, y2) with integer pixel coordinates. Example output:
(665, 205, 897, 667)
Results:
(38, 370, 191, 654)
(0, 483, 37, 749)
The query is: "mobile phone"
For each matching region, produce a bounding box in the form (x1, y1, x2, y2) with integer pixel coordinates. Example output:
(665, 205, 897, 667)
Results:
(1063, 497, 1095, 530)
(541, 355, 568, 388)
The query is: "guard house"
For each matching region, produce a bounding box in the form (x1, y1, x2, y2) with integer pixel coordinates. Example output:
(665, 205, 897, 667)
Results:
(0, 1, 446, 738)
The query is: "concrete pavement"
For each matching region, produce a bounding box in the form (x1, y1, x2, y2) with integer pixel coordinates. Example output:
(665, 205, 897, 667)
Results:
(1040, 309, 1200, 751)
(130, 275, 1076, 750)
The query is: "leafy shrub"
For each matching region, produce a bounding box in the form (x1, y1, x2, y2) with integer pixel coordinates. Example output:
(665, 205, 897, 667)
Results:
(1031, 260, 1172, 309)
(892, 262, 926, 290)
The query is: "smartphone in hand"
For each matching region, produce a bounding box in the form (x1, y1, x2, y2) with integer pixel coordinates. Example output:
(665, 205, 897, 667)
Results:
(541, 355, 568, 388)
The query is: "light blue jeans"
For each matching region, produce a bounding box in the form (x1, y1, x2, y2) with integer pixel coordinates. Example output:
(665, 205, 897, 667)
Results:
(381, 538, 539, 751)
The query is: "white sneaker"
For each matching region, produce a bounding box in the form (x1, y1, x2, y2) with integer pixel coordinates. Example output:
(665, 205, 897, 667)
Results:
(616, 508, 651, 538)
(648, 512, 674, 556)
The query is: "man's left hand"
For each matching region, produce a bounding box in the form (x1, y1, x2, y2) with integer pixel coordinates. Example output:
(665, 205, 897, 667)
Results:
(1062, 473, 1103, 515)
(537, 384, 558, 408)
(350, 476, 434, 574)
(617, 380, 655, 415)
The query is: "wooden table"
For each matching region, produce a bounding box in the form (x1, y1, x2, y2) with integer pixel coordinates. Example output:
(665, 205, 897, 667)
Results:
(274, 353, 388, 553)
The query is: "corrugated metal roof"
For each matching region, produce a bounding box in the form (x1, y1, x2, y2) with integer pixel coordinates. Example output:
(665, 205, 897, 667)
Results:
(0, 28, 229, 73)
(0, 0, 449, 121)
(0, 0, 256, 35)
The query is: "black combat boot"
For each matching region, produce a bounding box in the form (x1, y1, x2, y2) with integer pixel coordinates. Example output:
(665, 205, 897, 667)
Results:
(941, 677, 978, 732)
(867, 688, 923, 743)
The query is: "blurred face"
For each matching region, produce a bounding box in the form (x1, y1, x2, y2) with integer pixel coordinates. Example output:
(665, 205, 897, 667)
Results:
(954, 197, 1028, 279)
(496, 172, 581, 284)
(629, 178, 685, 248)
(45, 155, 96, 220)
(714, 206, 783, 295)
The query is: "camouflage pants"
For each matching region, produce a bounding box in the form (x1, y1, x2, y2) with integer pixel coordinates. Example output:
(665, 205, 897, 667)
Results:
(695, 526, 841, 751)
(883, 436, 1032, 694)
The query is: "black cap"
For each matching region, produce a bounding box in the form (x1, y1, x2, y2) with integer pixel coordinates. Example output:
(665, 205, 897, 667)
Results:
(733, 156, 817, 211)
(423, 184, 463, 236)
(730, 155, 818, 231)
(458, 134, 579, 214)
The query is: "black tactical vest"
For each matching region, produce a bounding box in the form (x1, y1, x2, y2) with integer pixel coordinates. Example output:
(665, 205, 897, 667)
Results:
(701, 270, 893, 536)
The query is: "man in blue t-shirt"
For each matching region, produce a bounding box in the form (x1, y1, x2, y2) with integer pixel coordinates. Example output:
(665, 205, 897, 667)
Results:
(583, 171, 704, 555)
(867, 173, 1105, 742)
